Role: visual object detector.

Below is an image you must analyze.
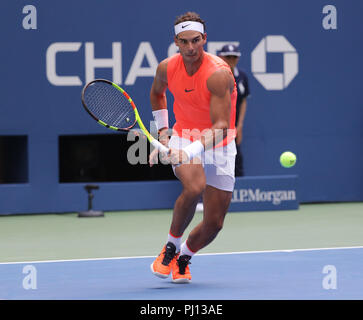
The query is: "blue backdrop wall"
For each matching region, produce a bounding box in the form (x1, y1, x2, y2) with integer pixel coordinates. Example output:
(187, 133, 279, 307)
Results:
(0, 0, 362, 214)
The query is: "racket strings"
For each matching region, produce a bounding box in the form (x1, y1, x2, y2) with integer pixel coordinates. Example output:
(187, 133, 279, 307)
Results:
(84, 82, 135, 129)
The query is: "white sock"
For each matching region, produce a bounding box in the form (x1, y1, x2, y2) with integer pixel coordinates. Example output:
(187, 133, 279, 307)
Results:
(167, 232, 182, 252)
(180, 240, 196, 257)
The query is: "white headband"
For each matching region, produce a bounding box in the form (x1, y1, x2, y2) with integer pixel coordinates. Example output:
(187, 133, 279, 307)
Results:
(174, 21, 204, 36)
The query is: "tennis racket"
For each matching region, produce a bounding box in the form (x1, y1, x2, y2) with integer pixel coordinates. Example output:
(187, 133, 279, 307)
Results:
(81, 79, 169, 154)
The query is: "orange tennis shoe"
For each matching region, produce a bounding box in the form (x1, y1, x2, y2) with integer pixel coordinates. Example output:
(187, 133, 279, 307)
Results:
(171, 254, 192, 283)
(150, 242, 177, 278)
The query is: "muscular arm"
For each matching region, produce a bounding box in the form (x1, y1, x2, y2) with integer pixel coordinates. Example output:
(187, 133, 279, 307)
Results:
(150, 59, 169, 139)
(150, 59, 168, 114)
(201, 68, 235, 150)
(149, 59, 169, 165)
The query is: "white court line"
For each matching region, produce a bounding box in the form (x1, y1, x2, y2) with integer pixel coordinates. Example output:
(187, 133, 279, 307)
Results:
(0, 245, 362, 265)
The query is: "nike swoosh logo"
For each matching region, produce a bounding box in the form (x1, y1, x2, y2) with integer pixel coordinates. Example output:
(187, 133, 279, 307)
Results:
(185, 89, 194, 93)
(182, 24, 190, 28)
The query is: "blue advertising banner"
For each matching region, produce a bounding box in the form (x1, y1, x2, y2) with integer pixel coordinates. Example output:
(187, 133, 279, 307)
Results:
(0, 0, 362, 214)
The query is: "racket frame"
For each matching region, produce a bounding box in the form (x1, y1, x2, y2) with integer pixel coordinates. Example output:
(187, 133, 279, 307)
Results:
(81, 79, 169, 153)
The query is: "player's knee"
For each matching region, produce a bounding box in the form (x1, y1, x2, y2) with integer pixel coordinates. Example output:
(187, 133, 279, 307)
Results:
(186, 185, 205, 199)
(184, 180, 205, 199)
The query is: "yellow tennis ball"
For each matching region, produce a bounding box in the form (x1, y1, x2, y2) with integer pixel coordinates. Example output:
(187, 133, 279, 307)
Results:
(280, 151, 296, 168)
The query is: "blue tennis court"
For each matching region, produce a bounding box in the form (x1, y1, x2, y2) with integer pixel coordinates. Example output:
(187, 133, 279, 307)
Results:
(1, 246, 362, 300)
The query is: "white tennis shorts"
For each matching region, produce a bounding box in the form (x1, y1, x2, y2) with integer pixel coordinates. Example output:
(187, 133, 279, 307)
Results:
(169, 136, 237, 192)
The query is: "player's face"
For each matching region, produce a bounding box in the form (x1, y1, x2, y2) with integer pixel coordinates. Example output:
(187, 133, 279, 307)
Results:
(174, 31, 206, 63)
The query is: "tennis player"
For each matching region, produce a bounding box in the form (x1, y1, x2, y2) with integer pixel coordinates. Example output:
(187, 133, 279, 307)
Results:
(149, 12, 237, 283)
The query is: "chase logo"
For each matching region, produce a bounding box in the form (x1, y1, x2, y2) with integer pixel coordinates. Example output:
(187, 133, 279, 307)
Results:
(45, 41, 239, 87)
(251, 35, 298, 90)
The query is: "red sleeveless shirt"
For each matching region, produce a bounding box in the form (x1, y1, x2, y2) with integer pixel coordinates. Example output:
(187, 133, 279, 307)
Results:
(167, 52, 237, 146)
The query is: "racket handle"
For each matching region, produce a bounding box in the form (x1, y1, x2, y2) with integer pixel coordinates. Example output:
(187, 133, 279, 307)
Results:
(151, 139, 169, 154)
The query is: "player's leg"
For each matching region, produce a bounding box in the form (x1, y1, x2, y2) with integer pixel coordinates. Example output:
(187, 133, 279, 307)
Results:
(171, 142, 236, 283)
(184, 185, 232, 251)
(186, 142, 236, 251)
(171, 185, 232, 283)
(170, 162, 206, 237)
(151, 137, 206, 279)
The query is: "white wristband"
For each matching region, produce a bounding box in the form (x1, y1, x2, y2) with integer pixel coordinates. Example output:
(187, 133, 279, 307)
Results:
(183, 140, 204, 161)
(152, 109, 169, 131)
